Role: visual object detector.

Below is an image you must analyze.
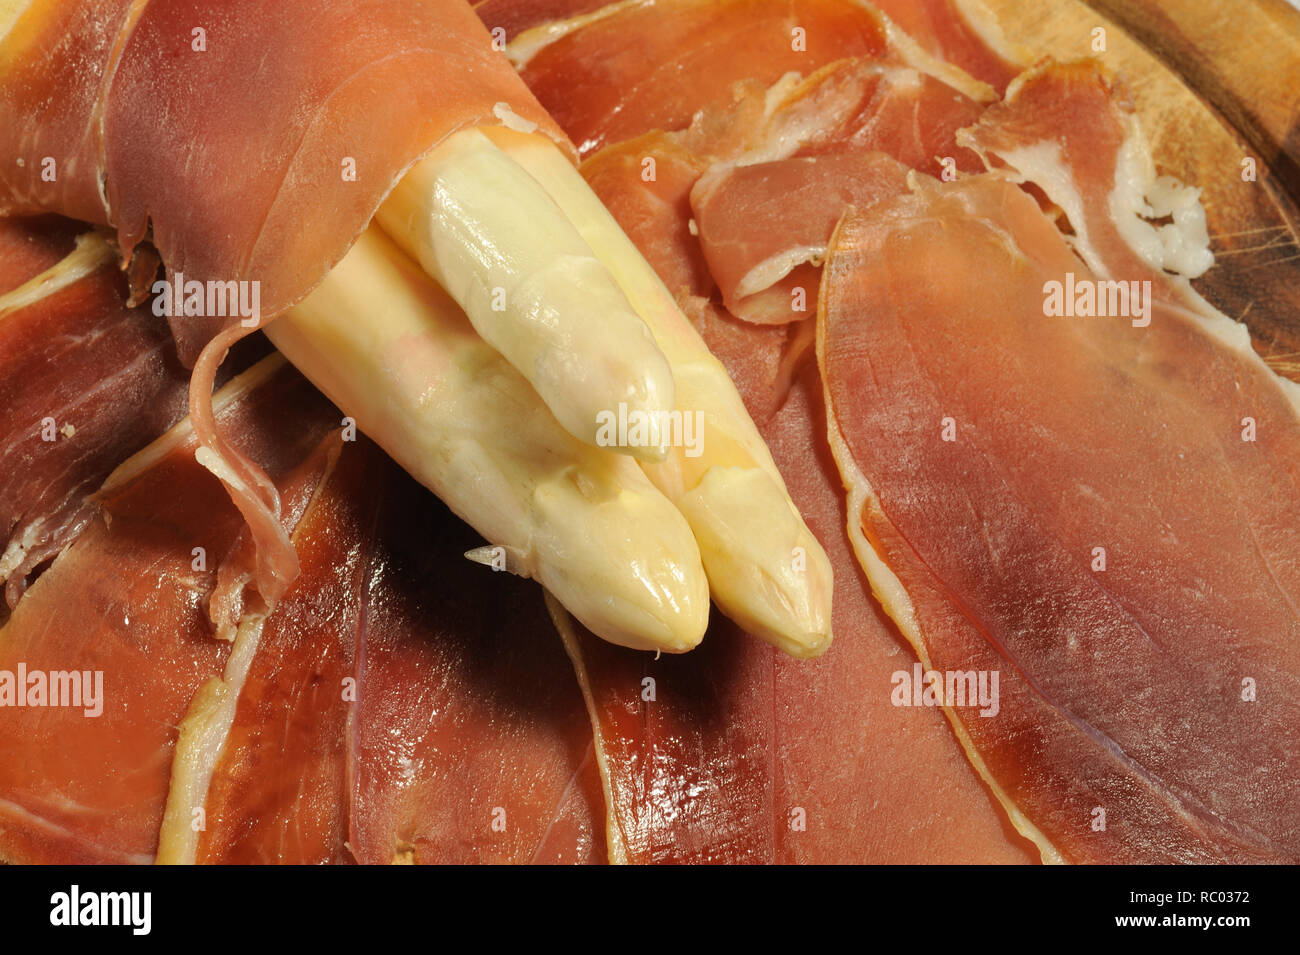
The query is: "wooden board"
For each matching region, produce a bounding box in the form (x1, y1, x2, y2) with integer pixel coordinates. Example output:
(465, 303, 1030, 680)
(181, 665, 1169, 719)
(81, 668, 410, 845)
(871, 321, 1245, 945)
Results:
(982, 0, 1300, 381)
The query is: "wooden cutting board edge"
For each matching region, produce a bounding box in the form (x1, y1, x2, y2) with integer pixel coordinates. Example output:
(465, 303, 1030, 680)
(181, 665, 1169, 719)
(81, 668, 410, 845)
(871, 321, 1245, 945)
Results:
(1086, 0, 1300, 202)
(982, 0, 1300, 381)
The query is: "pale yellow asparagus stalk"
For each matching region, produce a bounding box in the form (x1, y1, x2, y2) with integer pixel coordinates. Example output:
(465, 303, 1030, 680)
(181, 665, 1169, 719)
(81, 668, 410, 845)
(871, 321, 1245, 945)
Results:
(266, 227, 709, 653)
(479, 128, 834, 658)
(375, 128, 674, 461)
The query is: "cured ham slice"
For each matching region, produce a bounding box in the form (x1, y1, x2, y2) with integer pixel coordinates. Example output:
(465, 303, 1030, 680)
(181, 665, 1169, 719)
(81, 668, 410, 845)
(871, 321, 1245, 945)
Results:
(867, 0, 1021, 91)
(510, 0, 1015, 159)
(490, 0, 1019, 97)
(0, 0, 572, 613)
(343, 447, 602, 865)
(561, 24, 1294, 860)
(783, 63, 988, 170)
(0, 216, 79, 290)
(473, 0, 611, 39)
(579, 57, 986, 325)
(0, 263, 184, 609)
(185, 443, 355, 865)
(958, 60, 1215, 287)
(691, 152, 910, 324)
(193, 440, 603, 864)
(819, 151, 1300, 861)
(0, 0, 569, 333)
(0, 221, 268, 613)
(0, 358, 336, 864)
(684, 61, 985, 324)
(555, 338, 1036, 863)
(0, 350, 602, 865)
(515, 0, 895, 158)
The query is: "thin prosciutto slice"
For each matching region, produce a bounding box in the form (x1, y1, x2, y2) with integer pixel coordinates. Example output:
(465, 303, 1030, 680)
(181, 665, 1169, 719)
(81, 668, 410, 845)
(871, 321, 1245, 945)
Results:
(0, 358, 336, 864)
(194, 440, 603, 864)
(958, 61, 1216, 289)
(514, 0, 896, 158)
(0, 0, 572, 612)
(578, 55, 988, 325)
(819, 64, 1300, 858)
(0, 0, 568, 331)
(691, 151, 910, 325)
(0, 349, 602, 865)
(502, 1, 1007, 325)
(684, 60, 986, 324)
(867, 0, 1021, 91)
(0, 220, 268, 613)
(492, 0, 1019, 96)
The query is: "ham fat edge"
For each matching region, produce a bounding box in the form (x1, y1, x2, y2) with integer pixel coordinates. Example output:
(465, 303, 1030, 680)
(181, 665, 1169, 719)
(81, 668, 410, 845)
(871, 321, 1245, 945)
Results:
(0, 0, 1296, 864)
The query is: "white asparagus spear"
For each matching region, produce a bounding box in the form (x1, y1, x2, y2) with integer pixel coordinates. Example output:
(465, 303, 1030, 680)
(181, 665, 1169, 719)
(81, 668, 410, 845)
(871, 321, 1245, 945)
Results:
(479, 127, 834, 658)
(266, 227, 710, 653)
(376, 128, 675, 461)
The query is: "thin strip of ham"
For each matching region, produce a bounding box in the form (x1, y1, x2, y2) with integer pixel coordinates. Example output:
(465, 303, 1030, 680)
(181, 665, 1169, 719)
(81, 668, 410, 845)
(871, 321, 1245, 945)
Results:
(819, 62, 1300, 858)
(0, 0, 570, 331)
(773, 60, 988, 170)
(685, 60, 985, 324)
(0, 341, 603, 864)
(488, 0, 1020, 95)
(958, 60, 1217, 289)
(504, 0, 1011, 326)
(343, 444, 603, 864)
